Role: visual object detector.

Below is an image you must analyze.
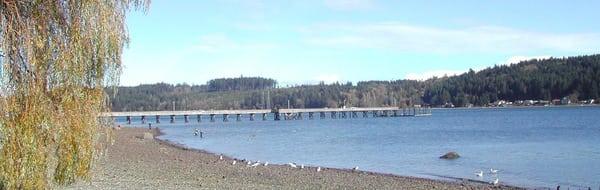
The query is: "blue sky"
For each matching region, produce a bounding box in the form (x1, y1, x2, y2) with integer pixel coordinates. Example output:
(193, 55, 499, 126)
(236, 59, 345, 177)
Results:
(121, 0, 600, 86)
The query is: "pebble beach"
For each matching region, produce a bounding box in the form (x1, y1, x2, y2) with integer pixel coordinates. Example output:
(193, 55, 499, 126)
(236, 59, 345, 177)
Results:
(67, 127, 523, 189)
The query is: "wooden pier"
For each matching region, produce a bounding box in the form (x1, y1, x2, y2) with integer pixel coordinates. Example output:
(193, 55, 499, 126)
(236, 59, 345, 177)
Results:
(101, 107, 432, 124)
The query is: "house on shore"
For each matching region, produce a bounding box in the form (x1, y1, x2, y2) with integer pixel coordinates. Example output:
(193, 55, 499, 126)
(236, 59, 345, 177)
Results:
(560, 97, 571, 105)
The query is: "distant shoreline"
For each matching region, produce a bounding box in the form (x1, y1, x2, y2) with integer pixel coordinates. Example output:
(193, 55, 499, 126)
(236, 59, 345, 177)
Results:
(431, 104, 600, 110)
(68, 127, 524, 189)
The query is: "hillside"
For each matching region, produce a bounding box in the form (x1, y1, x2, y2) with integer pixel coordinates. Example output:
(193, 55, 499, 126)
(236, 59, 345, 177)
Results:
(108, 55, 600, 111)
(423, 55, 600, 106)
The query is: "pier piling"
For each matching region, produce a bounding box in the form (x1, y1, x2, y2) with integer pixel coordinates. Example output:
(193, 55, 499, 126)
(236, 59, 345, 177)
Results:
(106, 107, 432, 124)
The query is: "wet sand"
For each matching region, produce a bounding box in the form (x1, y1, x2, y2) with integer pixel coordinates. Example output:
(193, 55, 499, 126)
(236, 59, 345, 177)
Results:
(67, 127, 523, 189)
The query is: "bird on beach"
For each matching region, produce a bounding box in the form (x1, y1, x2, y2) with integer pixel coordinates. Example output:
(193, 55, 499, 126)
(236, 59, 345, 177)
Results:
(263, 162, 269, 166)
(491, 178, 499, 186)
(316, 167, 321, 172)
(300, 164, 304, 169)
(353, 166, 359, 171)
(490, 168, 498, 174)
(232, 160, 236, 165)
(246, 160, 252, 165)
(250, 162, 260, 167)
(219, 155, 223, 160)
(288, 163, 297, 168)
(475, 170, 483, 177)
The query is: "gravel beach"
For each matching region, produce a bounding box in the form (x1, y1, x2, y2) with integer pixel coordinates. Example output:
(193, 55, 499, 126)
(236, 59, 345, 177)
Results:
(66, 127, 523, 189)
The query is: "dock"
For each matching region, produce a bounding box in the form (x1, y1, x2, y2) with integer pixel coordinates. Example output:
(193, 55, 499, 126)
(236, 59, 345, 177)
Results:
(101, 107, 432, 124)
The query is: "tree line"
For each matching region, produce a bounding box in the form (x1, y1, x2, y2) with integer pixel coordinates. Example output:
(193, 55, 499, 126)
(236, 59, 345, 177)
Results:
(108, 55, 600, 111)
(423, 55, 600, 106)
(206, 76, 277, 92)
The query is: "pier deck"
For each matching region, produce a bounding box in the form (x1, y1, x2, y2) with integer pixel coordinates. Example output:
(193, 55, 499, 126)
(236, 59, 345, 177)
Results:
(101, 107, 431, 124)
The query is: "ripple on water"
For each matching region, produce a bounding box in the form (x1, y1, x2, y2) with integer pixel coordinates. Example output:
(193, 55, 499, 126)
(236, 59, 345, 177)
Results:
(125, 106, 600, 188)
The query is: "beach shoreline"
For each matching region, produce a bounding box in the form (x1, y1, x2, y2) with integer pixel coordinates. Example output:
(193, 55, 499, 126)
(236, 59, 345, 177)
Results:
(67, 127, 524, 189)
(154, 132, 509, 187)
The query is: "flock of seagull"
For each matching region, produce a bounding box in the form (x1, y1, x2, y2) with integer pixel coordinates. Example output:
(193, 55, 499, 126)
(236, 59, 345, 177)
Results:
(475, 168, 500, 186)
(219, 154, 361, 173)
(220, 154, 500, 186)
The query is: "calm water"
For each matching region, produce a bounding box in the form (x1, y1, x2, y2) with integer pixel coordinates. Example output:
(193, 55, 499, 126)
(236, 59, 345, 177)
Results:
(117, 106, 600, 188)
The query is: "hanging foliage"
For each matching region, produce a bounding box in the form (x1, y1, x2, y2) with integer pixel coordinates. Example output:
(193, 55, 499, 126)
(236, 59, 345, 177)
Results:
(0, 0, 148, 188)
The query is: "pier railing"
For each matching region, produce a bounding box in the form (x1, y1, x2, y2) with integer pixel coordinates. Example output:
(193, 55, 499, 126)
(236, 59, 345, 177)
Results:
(101, 107, 432, 124)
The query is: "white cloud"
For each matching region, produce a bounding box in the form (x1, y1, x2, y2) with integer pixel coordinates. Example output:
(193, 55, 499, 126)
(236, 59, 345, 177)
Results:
(193, 34, 237, 53)
(120, 34, 280, 86)
(324, 0, 374, 10)
(192, 34, 278, 53)
(499, 55, 553, 65)
(404, 70, 465, 81)
(305, 22, 600, 54)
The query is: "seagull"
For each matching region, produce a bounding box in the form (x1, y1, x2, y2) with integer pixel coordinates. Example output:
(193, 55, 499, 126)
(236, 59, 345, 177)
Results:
(475, 170, 483, 177)
(316, 167, 321, 172)
(491, 178, 499, 185)
(353, 166, 359, 171)
(263, 162, 269, 166)
(219, 155, 223, 160)
(300, 164, 304, 169)
(232, 160, 236, 165)
(490, 168, 498, 174)
(251, 162, 260, 167)
(246, 160, 252, 165)
(288, 163, 297, 168)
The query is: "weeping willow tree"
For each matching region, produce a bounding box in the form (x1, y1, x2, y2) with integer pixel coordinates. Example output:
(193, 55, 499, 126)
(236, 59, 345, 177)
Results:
(0, 0, 149, 188)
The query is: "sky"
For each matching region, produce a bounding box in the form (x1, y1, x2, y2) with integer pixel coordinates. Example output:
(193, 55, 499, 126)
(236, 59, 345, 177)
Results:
(121, 0, 600, 86)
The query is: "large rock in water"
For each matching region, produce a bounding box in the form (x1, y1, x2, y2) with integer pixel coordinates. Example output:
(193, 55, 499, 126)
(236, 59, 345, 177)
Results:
(439, 152, 460, 159)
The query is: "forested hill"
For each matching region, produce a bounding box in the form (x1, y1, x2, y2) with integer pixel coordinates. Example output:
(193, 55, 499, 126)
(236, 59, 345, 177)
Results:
(109, 55, 600, 111)
(423, 55, 600, 106)
(207, 77, 277, 91)
(107, 76, 278, 111)
(108, 79, 427, 111)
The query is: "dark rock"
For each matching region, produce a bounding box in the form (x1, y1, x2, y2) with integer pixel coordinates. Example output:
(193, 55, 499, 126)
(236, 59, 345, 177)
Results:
(439, 152, 460, 159)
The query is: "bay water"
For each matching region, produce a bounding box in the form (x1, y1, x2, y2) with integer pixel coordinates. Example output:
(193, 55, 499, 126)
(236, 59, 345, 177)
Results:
(117, 106, 600, 188)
